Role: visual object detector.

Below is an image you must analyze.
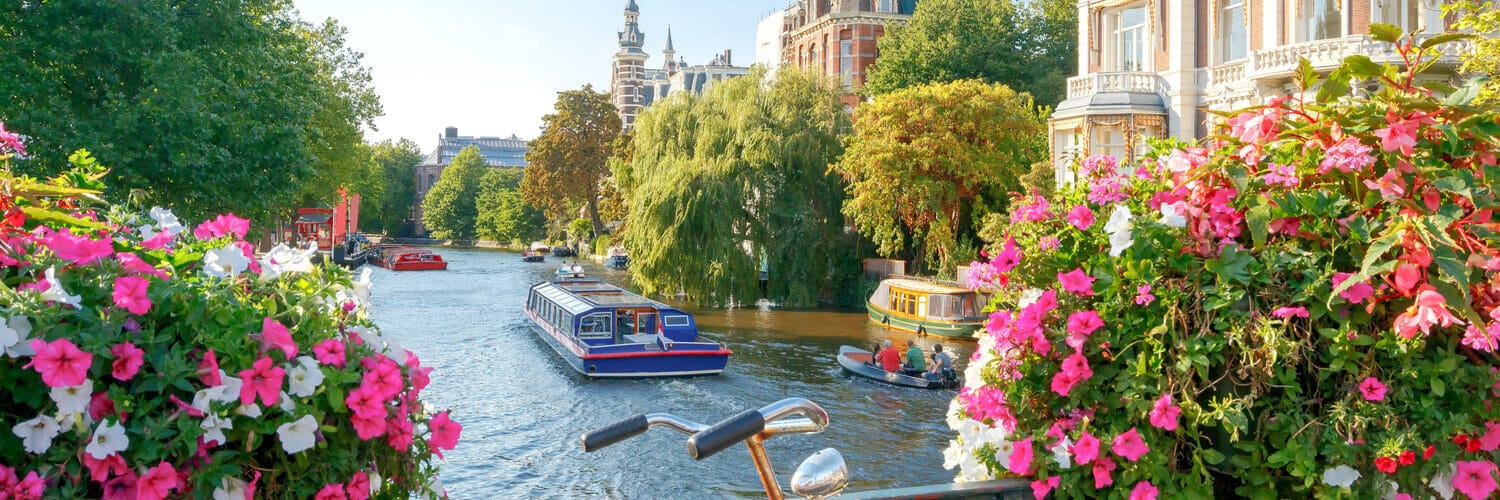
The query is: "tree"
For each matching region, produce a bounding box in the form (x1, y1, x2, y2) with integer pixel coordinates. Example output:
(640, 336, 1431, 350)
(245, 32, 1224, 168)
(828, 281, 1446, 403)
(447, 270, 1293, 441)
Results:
(474, 168, 545, 243)
(522, 85, 621, 237)
(835, 80, 1046, 274)
(366, 139, 423, 235)
(1448, 0, 1500, 103)
(0, 1, 381, 225)
(862, 0, 1077, 109)
(420, 145, 486, 239)
(620, 68, 852, 308)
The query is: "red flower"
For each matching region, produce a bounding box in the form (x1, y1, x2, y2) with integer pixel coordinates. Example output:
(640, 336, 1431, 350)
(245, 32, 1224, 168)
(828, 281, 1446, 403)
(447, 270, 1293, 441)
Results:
(1425, 445, 1436, 460)
(1375, 456, 1398, 474)
(1457, 434, 1472, 447)
(1399, 450, 1415, 466)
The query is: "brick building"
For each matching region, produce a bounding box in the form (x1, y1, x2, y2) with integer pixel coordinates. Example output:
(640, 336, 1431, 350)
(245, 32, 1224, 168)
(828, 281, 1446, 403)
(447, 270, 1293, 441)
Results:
(777, 0, 919, 107)
(1048, 0, 1469, 182)
(412, 127, 529, 236)
(609, 1, 750, 130)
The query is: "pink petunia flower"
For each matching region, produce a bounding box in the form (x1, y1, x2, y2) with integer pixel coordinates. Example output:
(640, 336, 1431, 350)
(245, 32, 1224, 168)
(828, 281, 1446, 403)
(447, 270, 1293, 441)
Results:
(993, 237, 1022, 273)
(1453, 460, 1498, 500)
(347, 471, 371, 500)
(1011, 195, 1051, 223)
(1150, 394, 1181, 431)
(1134, 284, 1155, 305)
(1065, 310, 1105, 350)
(259, 317, 298, 359)
(83, 452, 129, 483)
(111, 276, 152, 315)
(1359, 377, 1387, 402)
(314, 339, 348, 368)
(1093, 455, 1118, 489)
(1331, 272, 1375, 304)
(103, 470, 137, 500)
(1479, 421, 1500, 452)
(345, 385, 387, 419)
(1072, 431, 1101, 465)
(1374, 120, 1419, 156)
(109, 343, 145, 381)
(135, 462, 178, 500)
(198, 349, 222, 387)
(1130, 481, 1160, 500)
(1067, 205, 1096, 231)
(0, 121, 26, 155)
(1058, 268, 1095, 296)
(1051, 353, 1093, 396)
(314, 484, 348, 500)
(1112, 427, 1150, 462)
(351, 410, 387, 441)
(361, 355, 405, 401)
(43, 228, 115, 265)
(26, 338, 93, 387)
(238, 357, 285, 406)
(1008, 437, 1034, 474)
(193, 213, 251, 241)
(116, 253, 169, 280)
(1030, 476, 1060, 499)
(1271, 306, 1309, 320)
(428, 410, 462, 458)
(386, 416, 415, 452)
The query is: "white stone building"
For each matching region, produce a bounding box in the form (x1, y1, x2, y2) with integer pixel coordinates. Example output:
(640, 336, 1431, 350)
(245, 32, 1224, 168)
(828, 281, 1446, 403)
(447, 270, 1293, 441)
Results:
(1048, 0, 1470, 182)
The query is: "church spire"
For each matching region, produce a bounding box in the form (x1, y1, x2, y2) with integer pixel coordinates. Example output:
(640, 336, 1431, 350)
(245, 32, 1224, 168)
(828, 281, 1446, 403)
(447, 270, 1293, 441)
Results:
(665, 26, 674, 52)
(662, 26, 676, 72)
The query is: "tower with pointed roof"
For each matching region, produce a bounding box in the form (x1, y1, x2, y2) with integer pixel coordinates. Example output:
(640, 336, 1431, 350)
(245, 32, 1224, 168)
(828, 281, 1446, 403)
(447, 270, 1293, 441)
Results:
(662, 27, 677, 74)
(610, 0, 649, 129)
(607, 1, 750, 130)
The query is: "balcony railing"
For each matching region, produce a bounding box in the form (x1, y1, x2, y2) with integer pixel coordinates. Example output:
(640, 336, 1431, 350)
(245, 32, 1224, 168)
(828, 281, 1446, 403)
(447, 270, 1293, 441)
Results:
(1241, 35, 1470, 82)
(1065, 71, 1168, 100)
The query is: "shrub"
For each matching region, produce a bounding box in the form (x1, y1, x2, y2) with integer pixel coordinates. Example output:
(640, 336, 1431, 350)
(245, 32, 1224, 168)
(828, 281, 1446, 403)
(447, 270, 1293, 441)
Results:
(0, 128, 460, 499)
(949, 31, 1500, 498)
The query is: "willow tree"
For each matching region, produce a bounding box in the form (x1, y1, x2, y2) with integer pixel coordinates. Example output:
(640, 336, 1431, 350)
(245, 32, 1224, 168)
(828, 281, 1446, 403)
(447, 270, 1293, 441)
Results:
(834, 79, 1046, 274)
(619, 68, 851, 308)
(522, 85, 620, 237)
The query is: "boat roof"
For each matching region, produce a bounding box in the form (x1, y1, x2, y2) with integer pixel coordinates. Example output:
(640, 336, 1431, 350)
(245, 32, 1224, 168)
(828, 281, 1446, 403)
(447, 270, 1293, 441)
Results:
(532, 280, 673, 315)
(884, 278, 974, 295)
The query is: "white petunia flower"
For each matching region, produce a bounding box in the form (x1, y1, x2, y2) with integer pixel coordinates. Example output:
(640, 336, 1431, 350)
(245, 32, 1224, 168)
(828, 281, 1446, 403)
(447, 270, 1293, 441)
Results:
(12, 414, 61, 454)
(382, 334, 408, 365)
(202, 242, 251, 279)
(85, 419, 129, 459)
(1321, 465, 1361, 488)
(201, 414, 233, 447)
(1051, 436, 1074, 469)
(236, 404, 262, 419)
(1016, 288, 1044, 308)
(286, 356, 325, 398)
(1158, 201, 1187, 228)
(193, 384, 230, 414)
(1105, 205, 1134, 257)
(353, 267, 373, 304)
(369, 469, 384, 495)
(1430, 464, 1457, 500)
(258, 243, 318, 281)
(149, 207, 185, 234)
(51, 380, 93, 416)
(278, 391, 295, 413)
(0, 315, 31, 357)
(213, 476, 251, 500)
(38, 267, 82, 308)
(942, 439, 965, 470)
(277, 414, 318, 454)
(217, 372, 244, 403)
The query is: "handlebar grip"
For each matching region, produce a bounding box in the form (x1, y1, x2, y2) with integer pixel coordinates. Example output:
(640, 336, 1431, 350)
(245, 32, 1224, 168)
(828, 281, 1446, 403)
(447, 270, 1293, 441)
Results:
(686, 409, 766, 460)
(580, 414, 649, 452)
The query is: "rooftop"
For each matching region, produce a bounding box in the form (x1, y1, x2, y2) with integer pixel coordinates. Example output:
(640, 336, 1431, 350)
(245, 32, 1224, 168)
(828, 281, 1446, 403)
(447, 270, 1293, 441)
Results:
(421, 128, 529, 168)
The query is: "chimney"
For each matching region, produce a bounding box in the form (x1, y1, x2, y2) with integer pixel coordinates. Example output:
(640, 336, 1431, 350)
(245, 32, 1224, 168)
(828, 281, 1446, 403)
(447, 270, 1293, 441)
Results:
(723, 49, 732, 66)
(444, 126, 458, 139)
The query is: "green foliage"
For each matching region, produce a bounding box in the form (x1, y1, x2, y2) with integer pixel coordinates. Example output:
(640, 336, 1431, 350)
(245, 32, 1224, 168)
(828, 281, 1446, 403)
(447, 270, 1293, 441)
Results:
(475, 168, 545, 244)
(420, 145, 486, 240)
(522, 85, 621, 238)
(862, 0, 1076, 108)
(568, 218, 594, 241)
(620, 68, 852, 308)
(366, 139, 423, 236)
(836, 80, 1046, 274)
(1446, 0, 1500, 103)
(0, 1, 380, 226)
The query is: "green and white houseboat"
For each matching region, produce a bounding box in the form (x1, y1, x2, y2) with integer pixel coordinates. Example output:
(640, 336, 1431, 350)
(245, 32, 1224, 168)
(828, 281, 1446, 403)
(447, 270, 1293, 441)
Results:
(866, 278, 986, 339)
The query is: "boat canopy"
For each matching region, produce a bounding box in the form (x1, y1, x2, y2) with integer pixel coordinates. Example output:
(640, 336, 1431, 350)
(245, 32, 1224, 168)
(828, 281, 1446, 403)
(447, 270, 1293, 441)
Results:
(532, 283, 601, 317)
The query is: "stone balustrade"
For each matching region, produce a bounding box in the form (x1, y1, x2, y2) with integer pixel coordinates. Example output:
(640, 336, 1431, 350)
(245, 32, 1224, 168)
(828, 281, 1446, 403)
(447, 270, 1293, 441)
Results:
(1065, 71, 1168, 100)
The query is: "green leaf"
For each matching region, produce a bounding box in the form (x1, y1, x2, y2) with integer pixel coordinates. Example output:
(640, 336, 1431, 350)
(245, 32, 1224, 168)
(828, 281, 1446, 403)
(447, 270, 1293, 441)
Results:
(1431, 378, 1446, 397)
(1368, 23, 1402, 44)
(1445, 76, 1490, 107)
(1202, 449, 1227, 465)
(19, 206, 108, 230)
(1343, 55, 1384, 78)
(1420, 33, 1476, 50)
(1295, 58, 1319, 90)
(1317, 66, 1353, 103)
(1433, 171, 1475, 200)
(1360, 229, 1402, 277)
(1246, 203, 1271, 249)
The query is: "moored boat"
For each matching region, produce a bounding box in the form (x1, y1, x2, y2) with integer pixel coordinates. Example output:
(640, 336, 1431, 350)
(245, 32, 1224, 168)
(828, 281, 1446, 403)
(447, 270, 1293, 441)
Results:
(521, 250, 545, 263)
(866, 278, 985, 339)
(525, 279, 731, 378)
(836, 345, 957, 389)
(555, 264, 585, 279)
(604, 245, 629, 269)
(369, 245, 448, 271)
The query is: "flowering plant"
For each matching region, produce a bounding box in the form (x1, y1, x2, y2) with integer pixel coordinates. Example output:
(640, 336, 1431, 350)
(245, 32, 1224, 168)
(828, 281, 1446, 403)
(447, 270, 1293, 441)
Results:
(950, 29, 1500, 498)
(0, 126, 460, 499)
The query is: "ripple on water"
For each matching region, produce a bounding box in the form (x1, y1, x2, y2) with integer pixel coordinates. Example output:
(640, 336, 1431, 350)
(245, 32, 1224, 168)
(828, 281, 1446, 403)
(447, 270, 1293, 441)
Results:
(367, 248, 962, 497)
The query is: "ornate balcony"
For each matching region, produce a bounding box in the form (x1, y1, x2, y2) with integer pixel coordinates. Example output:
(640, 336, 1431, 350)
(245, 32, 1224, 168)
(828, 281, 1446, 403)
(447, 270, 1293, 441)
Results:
(1065, 71, 1168, 100)
(1205, 35, 1472, 87)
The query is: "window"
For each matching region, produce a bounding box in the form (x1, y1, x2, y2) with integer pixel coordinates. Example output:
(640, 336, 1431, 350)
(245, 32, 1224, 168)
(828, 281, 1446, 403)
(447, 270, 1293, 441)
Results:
(1219, 0, 1247, 62)
(663, 315, 690, 327)
(427, 174, 435, 188)
(1093, 127, 1127, 161)
(879, 0, 893, 12)
(1300, 0, 1342, 41)
(1111, 6, 1149, 71)
(840, 39, 854, 86)
(1374, 0, 1420, 33)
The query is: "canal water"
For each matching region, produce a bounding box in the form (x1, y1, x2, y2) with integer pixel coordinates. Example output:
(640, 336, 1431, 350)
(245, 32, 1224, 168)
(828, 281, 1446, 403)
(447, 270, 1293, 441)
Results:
(366, 247, 971, 498)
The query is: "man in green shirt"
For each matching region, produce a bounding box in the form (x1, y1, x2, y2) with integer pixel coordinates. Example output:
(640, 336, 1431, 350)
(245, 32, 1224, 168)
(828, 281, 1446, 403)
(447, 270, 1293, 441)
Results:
(902, 339, 926, 376)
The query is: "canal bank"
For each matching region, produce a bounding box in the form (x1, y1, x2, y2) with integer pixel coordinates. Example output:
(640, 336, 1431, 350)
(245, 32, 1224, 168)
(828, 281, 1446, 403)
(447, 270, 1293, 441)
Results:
(364, 247, 970, 497)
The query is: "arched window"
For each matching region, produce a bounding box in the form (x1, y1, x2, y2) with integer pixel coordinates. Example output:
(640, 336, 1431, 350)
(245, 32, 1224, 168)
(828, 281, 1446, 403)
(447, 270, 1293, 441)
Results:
(428, 174, 435, 187)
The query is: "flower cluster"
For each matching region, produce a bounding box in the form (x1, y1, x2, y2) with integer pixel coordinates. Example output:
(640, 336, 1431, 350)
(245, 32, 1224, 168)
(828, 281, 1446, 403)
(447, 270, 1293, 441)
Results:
(953, 33, 1500, 498)
(0, 130, 460, 498)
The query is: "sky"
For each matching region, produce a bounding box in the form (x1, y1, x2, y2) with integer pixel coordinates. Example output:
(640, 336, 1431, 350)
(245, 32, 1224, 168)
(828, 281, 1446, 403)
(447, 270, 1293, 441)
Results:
(292, 0, 790, 150)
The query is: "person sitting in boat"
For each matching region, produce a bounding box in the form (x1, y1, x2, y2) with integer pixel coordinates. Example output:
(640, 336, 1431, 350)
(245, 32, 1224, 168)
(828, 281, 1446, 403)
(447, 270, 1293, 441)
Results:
(926, 344, 955, 382)
(902, 339, 926, 376)
(875, 340, 902, 373)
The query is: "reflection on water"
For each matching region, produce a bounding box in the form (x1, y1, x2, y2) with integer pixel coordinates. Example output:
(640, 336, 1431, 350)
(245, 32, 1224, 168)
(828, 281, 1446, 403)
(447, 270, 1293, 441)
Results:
(365, 248, 969, 498)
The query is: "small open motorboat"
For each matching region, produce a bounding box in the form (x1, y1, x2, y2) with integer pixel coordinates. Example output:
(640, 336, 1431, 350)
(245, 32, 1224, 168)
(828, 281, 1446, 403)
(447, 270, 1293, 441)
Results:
(368, 245, 447, 271)
(521, 250, 545, 263)
(836, 345, 957, 389)
(555, 264, 585, 279)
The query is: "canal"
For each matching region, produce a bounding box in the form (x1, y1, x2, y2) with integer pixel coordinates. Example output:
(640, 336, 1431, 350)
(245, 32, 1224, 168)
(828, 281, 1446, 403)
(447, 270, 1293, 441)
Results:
(366, 247, 971, 498)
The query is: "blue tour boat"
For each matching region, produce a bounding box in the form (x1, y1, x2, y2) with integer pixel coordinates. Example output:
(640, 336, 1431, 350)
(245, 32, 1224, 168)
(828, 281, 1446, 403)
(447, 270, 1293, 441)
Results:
(524, 279, 732, 378)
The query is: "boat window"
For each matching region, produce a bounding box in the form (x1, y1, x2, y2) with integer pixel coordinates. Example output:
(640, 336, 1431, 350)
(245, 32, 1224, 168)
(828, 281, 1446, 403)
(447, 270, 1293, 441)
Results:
(663, 315, 690, 327)
(578, 313, 612, 338)
(637, 313, 655, 334)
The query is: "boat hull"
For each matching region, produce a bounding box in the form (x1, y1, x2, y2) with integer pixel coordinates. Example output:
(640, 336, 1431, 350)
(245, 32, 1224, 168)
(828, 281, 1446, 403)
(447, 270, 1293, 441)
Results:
(836, 346, 955, 389)
(525, 309, 729, 378)
(866, 303, 982, 339)
(377, 260, 447, 271)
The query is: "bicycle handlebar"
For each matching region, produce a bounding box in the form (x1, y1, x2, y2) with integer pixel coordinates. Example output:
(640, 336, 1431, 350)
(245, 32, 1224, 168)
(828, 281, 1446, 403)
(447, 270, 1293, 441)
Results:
(580, 413, 711, 452)
(686, 398, 828, 460)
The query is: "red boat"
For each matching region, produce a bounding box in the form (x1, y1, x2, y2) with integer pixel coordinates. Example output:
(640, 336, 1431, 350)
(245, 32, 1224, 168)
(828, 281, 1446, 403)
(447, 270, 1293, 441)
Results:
(369, 245, 448, 271)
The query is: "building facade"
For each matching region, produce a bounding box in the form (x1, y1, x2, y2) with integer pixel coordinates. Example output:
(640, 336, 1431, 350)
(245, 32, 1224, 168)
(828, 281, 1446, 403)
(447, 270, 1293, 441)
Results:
(609, 1, 750, 129)
(777, 0, 918, 107)
(756, 9, 787, 77)
(1048, 0, 1467, 183)
(412, 127, 529, 236)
